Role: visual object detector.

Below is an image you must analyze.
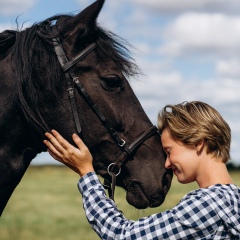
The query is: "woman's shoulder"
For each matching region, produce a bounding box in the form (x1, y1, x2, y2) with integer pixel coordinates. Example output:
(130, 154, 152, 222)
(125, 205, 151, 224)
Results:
(184, 184, 239, 199)
(179, 184, 240, 210)
(172, 184, 239, 220)
(173, 184, 240, 237)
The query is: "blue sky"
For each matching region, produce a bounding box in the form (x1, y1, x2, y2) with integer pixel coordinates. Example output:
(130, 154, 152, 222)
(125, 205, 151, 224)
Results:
(1, 0, 240, 166)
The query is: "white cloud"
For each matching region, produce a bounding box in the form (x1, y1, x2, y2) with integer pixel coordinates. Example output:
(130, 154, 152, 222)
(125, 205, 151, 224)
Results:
(0, 0, 37, 16)
(134, 42, 151, 55)
(159, 13, 240, 57)
(132, 0, 240, 15)
(138, 72, 240, 107)
(216, 58, 240, 79)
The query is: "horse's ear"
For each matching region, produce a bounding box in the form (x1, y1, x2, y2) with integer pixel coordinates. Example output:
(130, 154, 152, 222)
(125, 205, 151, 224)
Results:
(76, 0, 105, 27)
(60, 0, 105, 42)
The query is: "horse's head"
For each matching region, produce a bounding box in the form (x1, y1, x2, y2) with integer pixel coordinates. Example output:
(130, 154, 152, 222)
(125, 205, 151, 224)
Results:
(16, 0, 172, 209)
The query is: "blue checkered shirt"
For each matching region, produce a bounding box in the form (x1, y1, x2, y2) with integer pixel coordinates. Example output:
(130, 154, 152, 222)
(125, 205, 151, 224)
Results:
(78, 172, 240, 240)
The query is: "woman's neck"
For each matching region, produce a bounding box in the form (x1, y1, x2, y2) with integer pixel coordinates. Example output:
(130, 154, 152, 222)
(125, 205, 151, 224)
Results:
(197, 158, 233, 188)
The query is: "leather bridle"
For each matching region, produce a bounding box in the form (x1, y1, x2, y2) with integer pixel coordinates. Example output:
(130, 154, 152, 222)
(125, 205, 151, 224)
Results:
(52, 37, 159, 201)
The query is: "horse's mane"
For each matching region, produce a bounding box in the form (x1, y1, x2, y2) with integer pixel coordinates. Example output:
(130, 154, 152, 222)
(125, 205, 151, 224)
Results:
(0, 30, 17, 56)
(10, 14, 139, 133)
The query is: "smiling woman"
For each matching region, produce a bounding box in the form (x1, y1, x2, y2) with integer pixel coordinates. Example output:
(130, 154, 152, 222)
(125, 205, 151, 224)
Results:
(44, 100, 240, 239)
(159, 101, 232, 187)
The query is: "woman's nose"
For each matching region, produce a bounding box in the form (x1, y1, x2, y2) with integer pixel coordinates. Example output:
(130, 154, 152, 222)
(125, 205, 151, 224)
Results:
(165, 158, 171, 169)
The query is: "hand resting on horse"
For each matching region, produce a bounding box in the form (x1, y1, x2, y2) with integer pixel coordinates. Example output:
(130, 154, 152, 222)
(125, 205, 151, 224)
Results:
(44, 130, 94, 177)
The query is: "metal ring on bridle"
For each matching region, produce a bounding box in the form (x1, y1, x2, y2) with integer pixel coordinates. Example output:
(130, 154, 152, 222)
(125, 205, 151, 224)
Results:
(118, 139, 126, 147)
(107, 163, 121, 176)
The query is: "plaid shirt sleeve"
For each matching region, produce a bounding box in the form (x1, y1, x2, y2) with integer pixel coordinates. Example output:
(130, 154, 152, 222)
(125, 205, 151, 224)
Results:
(78, 172, 228, 240)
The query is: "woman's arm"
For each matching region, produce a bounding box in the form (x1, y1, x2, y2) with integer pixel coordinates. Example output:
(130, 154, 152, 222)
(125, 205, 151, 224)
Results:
(43, 130, 220, 240)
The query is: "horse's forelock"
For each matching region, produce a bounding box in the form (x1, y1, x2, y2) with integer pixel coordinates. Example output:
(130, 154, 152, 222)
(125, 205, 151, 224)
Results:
(94, 27, 140, 78)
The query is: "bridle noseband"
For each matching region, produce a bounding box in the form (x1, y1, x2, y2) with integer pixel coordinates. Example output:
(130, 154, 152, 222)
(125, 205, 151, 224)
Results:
(52, 37, 159, 201)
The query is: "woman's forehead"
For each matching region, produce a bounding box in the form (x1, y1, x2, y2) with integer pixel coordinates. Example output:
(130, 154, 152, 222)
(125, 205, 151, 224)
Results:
(161, 128, 173, 145)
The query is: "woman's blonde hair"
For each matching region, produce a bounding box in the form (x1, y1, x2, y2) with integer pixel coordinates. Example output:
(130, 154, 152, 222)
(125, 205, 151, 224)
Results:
(158, 101, 231, 163)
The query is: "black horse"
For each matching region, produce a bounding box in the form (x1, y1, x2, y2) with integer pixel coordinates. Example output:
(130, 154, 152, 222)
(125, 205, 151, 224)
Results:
(0, 0, 172, 216)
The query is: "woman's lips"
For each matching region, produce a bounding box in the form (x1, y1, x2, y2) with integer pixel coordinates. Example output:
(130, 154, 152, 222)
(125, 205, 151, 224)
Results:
(172, 167, 180, 175)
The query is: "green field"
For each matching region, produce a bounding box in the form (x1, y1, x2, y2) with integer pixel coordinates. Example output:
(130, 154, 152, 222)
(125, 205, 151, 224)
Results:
(1, 166, 239, 240)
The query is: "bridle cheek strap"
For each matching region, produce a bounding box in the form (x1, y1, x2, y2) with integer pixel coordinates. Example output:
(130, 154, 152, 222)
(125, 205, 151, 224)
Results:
(53, 37, 96, 134)
(53, 38, 82, 133)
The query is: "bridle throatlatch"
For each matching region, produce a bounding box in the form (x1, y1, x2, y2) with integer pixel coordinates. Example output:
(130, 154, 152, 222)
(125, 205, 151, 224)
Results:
(52, 37, 159, 201)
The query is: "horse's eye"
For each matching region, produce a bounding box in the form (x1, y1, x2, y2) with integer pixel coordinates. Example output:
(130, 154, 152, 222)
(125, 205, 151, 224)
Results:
(101, 76, 122, 89)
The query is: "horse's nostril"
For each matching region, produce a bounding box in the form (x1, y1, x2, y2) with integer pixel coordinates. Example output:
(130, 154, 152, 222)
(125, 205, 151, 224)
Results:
(162, 169, 173, 188)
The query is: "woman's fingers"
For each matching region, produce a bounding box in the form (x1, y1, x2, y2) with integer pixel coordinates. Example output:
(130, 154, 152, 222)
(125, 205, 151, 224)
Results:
(44, 130, 81, 162)
(72, 133, 88, 152)
(47, 149, 63, 162)
(44, 139, 65, 161)
(51, 130, 72, 150)
(47, 149, 79, 174)
(44, 132, 64, 154)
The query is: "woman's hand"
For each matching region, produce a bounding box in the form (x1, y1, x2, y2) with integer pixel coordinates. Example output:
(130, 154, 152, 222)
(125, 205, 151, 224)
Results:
(43, 130, 94, 177)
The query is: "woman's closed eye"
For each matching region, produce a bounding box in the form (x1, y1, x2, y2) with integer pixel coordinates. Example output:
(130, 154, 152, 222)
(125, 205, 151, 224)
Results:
(165, 149, 171, 158)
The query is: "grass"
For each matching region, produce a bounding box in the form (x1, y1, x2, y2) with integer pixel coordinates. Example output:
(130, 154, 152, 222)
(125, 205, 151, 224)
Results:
(0, 166, 239, 240)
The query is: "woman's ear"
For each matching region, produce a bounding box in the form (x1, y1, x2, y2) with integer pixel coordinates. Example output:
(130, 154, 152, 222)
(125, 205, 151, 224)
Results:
(196, 140, 204, 156)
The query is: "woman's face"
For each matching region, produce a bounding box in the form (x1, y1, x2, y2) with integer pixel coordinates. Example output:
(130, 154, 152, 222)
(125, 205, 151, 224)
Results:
(161, 128, 200, 184)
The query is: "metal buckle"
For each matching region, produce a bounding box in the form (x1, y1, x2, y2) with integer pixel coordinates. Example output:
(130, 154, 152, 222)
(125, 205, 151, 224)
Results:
(118, 139, 126, 147)
(107, 163, 121, 176)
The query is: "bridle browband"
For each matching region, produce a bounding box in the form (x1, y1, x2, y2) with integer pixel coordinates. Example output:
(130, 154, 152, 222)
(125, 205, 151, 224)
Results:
(52, 37, 159, 201)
